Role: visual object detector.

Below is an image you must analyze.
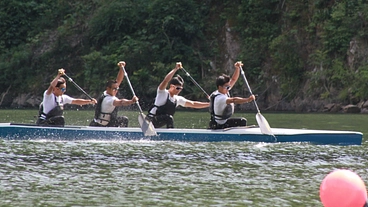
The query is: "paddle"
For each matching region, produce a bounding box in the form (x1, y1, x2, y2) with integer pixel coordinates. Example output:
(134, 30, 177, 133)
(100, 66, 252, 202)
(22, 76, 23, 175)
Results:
(180, 67, 210, 99)
(239, 66, 275, 139)
(121, 66, 157, 136)
(63, 73, 94, 100)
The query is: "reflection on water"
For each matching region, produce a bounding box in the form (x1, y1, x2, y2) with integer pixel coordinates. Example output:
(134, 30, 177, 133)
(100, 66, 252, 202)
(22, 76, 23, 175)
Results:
(1, 139, 368, 206)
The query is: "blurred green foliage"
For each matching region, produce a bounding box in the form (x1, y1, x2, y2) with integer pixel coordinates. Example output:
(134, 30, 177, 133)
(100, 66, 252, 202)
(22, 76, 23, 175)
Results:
(2, 0, 368, 109)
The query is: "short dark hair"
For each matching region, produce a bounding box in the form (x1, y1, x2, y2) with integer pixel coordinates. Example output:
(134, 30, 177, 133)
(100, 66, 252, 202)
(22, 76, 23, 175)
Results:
(216, 74, 230, 87)
(169, 75, 184, 86)
(56, 77, 66, 87)
(106, 80, 118, 88)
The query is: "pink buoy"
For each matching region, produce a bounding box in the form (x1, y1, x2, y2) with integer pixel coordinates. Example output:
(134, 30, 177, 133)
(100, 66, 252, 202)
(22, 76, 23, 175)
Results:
(320, 169, 367, 207)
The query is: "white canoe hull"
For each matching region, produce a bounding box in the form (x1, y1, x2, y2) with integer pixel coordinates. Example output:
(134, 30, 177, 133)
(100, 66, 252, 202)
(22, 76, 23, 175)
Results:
(0, 123, 362, 145)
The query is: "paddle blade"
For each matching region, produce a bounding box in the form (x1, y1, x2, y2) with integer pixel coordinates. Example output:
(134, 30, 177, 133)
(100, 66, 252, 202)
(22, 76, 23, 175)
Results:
(255, 113, 273, 135)
(138, 113, 157, 136)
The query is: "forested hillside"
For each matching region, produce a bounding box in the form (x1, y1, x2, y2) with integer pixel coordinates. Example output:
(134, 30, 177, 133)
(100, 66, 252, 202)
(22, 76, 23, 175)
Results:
(1, 0, 368, 112)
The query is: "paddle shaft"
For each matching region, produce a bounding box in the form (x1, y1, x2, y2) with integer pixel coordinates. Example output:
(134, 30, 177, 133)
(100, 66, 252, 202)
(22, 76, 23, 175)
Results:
(239, 66, 275, 137)
(239, 66, 260, 113)
(181, 67, 210, 98)
(121, 67, 144, 113)
(63, 73, 94, 100)
(121, 66, 157, 136)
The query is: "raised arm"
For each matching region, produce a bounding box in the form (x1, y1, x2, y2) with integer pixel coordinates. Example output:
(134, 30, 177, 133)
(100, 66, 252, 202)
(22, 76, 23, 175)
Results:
(116, 61, 126, 86)
(229, 61, 243, 88)
(158, 62, 182, 90)
(46, 69, 65, 95)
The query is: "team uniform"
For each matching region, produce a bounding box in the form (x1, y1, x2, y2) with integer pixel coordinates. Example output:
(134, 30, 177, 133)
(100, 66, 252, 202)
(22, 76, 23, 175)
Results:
(148, 88, 188, 128)
(209, 90, 247, 129)
(37, 90, 74, 126)
(89, 91, 128, 127)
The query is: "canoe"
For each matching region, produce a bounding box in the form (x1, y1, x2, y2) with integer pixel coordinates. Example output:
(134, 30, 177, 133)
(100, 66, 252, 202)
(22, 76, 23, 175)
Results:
(0, 123, 362, 145)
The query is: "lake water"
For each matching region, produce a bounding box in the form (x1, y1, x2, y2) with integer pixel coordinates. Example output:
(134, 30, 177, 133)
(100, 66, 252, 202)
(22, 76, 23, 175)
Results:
(1, 109, 368, 206)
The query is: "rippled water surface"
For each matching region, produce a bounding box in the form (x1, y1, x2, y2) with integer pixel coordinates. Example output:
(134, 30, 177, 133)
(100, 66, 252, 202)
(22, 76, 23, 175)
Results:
(1, 110, 368, 206)
(2, 139, 368, 206)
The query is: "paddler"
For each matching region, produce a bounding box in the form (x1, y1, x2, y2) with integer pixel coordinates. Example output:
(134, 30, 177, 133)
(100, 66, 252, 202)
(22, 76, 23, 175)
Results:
(146, 62, 209, 128)
(208, 61, 255, 129)
(37, 69, 97, 126)
(89, 61, 138, 127)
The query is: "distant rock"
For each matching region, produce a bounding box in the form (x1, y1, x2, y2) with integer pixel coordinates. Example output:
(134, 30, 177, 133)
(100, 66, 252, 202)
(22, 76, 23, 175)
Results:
(10, 94, 41, 108)
(343, 104, 361, 113)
